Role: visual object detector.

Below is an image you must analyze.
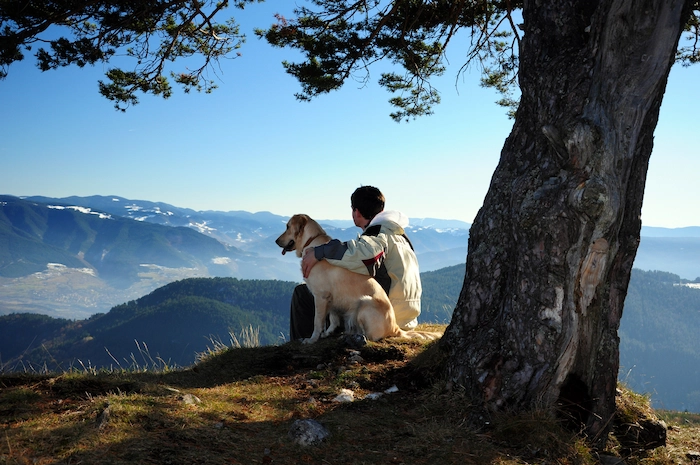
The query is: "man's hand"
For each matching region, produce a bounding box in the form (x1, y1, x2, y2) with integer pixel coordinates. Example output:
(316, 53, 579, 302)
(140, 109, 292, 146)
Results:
(301, 247, 319, 278)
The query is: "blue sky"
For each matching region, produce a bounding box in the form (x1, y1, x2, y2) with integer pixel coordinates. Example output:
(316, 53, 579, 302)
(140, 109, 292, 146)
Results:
(1, 4, 698, 228)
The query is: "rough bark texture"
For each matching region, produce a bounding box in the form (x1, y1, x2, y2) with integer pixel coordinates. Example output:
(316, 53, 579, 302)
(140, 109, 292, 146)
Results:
(441, 0, 691, 445)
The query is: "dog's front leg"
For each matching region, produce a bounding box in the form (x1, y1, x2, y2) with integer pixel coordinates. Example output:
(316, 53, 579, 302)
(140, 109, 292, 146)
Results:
(304, 294, 330, 344)
(322, 311, 341, 339)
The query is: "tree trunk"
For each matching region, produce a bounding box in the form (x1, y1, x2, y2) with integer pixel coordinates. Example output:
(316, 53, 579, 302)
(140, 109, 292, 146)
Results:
(442, 0, 691, 445)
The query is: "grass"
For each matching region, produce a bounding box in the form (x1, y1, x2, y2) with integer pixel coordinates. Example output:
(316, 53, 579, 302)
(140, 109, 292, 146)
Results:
(1, 325, 698, 465)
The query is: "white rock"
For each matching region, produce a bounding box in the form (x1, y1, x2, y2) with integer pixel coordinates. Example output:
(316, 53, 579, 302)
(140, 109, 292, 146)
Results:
(333, 388, 355, 403)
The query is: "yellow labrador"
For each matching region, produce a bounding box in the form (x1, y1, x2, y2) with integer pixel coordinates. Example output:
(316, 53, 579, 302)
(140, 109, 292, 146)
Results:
(276, 214, 440, 344)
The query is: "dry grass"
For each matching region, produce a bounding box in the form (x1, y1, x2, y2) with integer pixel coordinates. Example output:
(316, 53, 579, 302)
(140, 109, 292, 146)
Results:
(1, 328, 698, 465)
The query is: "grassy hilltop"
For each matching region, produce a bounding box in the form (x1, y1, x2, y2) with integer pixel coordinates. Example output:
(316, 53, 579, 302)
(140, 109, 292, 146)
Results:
(1, 332, 699, 465)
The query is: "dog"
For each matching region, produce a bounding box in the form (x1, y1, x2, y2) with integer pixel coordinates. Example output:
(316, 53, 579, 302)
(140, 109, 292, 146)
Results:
(276, 214, 441, 344)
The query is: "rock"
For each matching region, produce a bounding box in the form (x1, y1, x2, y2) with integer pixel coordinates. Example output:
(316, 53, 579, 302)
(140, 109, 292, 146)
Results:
(95, 402, 111, 430)
(614, 418, 667, 451)
(348, 353, 364, 364)
(342, 334, 367, 349)
(366, 385, 399, 400)
(180, 393, 201, 405)
(288, 419, 331, 446)
(333, 389, 355, 403)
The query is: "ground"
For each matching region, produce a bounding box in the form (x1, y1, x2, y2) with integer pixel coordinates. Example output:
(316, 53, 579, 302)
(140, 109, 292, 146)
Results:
(1, 325, 699, 464)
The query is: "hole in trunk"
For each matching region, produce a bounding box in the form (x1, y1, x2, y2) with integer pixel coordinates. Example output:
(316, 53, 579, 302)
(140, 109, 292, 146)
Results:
(556, 374, 592, 431)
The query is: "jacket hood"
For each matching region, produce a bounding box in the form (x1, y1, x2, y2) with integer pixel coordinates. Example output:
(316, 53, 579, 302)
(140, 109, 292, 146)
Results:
(368, 210, 409, 232)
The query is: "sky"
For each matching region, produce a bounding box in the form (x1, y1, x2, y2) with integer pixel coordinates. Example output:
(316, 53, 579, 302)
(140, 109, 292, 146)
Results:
(1, 5, 699, 228)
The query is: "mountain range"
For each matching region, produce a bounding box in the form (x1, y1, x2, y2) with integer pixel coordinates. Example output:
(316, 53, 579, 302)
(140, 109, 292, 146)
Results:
(1, 194, 699, 320)
(0, 195, 470, 319)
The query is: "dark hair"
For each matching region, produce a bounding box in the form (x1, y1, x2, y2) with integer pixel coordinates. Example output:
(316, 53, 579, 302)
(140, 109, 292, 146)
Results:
(351, 186, 385, 220)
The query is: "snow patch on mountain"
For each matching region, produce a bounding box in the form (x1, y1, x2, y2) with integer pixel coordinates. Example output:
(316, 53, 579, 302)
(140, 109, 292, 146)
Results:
(190, 220, 216, 234)
(48, 205, 112, 219)
(36, 263, 96, 277)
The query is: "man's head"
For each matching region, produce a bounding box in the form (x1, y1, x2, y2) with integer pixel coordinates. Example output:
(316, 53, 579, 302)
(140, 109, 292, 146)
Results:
(351, 186, 385, 225)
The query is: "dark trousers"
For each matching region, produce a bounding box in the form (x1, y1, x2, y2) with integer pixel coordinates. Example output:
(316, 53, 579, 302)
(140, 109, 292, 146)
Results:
(290, 284, 316, 340)
(290, 283, 346, 340)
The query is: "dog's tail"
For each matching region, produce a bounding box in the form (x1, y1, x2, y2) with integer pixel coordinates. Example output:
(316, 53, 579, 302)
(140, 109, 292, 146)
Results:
(394, 329, 443, 341)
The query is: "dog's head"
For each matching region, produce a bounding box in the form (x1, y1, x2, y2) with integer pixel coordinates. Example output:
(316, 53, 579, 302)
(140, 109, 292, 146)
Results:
(275, 214, 311, 257)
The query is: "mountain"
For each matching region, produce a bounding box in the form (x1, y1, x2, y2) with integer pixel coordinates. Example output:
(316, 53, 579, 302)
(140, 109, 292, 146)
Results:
(0, 194, 247, 285)
(419, 264, 466, 324)
(2, 194, 700, 321)
(22, 195, 472, 268)
(22, 195, 471, 258)
(0, 195, 304, 318)
(639, 226, 700, 237)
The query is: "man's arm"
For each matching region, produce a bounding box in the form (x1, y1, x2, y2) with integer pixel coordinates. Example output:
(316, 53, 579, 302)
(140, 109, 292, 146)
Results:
(304, 236, 387, 277)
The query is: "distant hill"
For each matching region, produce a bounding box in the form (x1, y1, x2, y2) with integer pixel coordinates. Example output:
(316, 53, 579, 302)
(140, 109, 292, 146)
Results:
(619, 269, 700, 412)
(0, 278, 297, 370)
(634, 237, 700, 281)
(419, 264, 465, 324)
(419, 266, 700, 413)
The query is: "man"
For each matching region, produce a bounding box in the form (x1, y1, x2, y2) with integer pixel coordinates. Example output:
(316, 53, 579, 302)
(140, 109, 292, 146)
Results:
(289, 185, 422, 340)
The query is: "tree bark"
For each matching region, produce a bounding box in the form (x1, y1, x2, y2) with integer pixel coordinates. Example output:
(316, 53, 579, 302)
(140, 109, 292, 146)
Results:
(442, 0, 691, 445)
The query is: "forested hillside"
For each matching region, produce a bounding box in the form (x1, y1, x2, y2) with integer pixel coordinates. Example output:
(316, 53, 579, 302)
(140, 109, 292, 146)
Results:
(2, 266, 699, 413)
(419, 264, 465, 324)
(0, 267, 464, 372)
(619, 270, 700, 412)
(0, 278, 297, 370)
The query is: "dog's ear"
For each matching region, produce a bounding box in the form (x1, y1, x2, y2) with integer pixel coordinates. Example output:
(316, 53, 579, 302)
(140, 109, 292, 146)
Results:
(295, 214, 308, 238)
